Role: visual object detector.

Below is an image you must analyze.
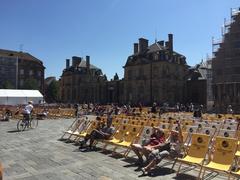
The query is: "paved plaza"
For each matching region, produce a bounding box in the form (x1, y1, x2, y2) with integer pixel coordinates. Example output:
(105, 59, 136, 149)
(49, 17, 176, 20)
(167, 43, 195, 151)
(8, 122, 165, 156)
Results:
(0, 118, 229, 180)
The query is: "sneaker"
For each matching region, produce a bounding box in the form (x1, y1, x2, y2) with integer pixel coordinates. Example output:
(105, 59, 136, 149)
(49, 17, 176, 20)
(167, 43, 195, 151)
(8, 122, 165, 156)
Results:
(78, 141, 87, 149)
(141, 168, 147, 176)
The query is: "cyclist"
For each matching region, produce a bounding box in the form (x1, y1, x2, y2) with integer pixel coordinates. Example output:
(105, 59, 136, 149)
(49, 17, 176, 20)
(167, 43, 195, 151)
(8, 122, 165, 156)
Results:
(22, 101, 34, 125)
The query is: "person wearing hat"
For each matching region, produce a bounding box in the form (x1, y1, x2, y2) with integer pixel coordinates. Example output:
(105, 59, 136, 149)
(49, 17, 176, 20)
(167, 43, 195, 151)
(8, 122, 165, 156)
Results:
(141, 121, 183, 175)
(22, 101, 34, 125)
(79, 114, 115, 151)
(131, 127, 165, 165)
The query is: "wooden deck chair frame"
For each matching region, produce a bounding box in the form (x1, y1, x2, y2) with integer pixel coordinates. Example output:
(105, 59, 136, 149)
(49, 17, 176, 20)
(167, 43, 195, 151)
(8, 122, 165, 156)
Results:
(111, 125, 143, 157)
(176, 133, 210, 179)
(199, 137, 238, 180)
(60, 116, 86, 140)
(102, 124, 129, 151)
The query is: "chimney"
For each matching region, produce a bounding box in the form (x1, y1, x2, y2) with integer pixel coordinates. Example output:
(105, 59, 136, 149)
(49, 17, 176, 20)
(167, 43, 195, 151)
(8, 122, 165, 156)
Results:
(133, 43, 138, 54)
(66, 59, 70, 69)
(158, 41, 164, 46)
(86, 56, 90, 69)
(165, 41, 169, 48)
(138, 38, 148, 53)
(168, 34, 173, 53)
(72, 56, 82, 67)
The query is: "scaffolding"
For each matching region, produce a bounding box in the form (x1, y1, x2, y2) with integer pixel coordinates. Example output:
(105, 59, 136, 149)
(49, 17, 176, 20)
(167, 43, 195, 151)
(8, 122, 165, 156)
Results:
(212, 7, 240, 57)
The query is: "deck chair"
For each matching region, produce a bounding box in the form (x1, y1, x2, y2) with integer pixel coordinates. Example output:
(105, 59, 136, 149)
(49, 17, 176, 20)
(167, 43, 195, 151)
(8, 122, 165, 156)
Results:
(60, 116, 87, 139)
(217, 129, 237, 138)
(74, 120, 98, 142)
(137, 126, 153, 145)
(111, 125, 143, 157)
(159, 123, 170, 130)
(177, 133, 210, 178)
(222, 122, 238, 131)
(182, 125, 199, 148)
(102, 124, 129, 149)
(199, 137, 238, 179)
(231, 142, 240, 179)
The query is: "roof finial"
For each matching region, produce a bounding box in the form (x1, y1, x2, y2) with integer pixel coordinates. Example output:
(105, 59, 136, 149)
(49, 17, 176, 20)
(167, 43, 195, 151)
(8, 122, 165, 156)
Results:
(19, 44, 24, 52)
(155, 28, 157, 43)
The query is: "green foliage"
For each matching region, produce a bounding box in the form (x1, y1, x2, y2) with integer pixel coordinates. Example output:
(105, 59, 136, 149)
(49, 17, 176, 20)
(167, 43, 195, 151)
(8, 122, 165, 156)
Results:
(23, 78, 39, 90)
(2, 80, 15, 89)
(45, 80, 60, 103)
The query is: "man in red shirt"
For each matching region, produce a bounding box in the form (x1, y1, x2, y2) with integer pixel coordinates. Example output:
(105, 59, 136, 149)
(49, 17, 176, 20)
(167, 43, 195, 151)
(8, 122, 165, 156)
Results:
(131, 127, 165, 165)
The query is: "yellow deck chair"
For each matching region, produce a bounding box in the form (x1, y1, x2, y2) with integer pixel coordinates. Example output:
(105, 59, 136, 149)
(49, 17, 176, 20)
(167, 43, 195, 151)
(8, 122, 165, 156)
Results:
(76, 120, 98, 139)
(200, 137, 238, 179)
(61, 117, 86, 139)
(137, 126, 154, 145)
(177, 133, 210, 178)
(104, 124, 128, 144)
(182, 125, 199, 147)
(113, 125, 143, 148)
(112, 125, 143, 157)
(217, 129, 237, 138)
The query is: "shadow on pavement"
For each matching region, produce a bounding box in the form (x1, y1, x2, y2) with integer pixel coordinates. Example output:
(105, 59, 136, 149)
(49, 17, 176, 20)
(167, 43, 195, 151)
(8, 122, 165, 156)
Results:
(174, 173, 198, 180)
(7, 130, 20, 133)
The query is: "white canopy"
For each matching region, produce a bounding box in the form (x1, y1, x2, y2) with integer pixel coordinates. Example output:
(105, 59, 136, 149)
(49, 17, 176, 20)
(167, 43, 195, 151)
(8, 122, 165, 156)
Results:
(0, 89, 43, 105)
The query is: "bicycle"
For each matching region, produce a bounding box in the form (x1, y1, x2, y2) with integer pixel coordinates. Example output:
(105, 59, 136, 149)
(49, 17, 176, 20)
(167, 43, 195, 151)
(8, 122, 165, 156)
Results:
(17, 114, 38, 131)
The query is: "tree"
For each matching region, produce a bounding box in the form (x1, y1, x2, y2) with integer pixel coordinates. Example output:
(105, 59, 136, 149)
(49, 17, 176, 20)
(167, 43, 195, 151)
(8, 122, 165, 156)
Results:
(2, 81, 15, 89)
(23, 78, 39, 90)
(45, 80, 60, 103)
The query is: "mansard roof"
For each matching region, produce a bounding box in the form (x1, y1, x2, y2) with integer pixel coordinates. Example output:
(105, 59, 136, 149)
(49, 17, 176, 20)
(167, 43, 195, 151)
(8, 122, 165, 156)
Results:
(124, 41, 186, 67)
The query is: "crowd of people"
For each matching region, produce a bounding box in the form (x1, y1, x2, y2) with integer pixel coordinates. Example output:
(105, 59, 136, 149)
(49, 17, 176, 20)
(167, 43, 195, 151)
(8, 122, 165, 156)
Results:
(72, 110, 185, 176)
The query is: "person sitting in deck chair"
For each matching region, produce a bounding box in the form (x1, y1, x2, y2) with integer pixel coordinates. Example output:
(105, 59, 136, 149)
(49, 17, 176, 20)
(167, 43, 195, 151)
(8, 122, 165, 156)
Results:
(131, 128, 165, 165)
(79, 113, 115, 151)
(141, 121, 183, 175)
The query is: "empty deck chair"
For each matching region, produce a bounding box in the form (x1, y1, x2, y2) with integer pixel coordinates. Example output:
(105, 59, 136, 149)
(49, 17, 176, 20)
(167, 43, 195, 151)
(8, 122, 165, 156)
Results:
(177, 133, 210, 178)
(217, 129, 237, 138)
(182, 125, 199, 147)
(60, 116, 87, 139)
(112, 125, 143, 157)
(200, 137, 238, 179)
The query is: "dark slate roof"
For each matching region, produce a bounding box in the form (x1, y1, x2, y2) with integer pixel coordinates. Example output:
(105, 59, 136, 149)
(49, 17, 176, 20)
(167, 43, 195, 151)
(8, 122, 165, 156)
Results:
(125, 41, 186, 67)
(147, 42, 165, 53)
(78, 60, 100, 70)
(0, 49, 43, 65)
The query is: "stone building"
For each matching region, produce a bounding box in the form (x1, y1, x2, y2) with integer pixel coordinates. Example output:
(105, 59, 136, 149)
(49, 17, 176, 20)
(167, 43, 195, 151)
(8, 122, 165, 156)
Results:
(123, 34, 188, 105)
(186, 59, 213, 109)
(59, 56, 108, 103)
(212, 8, 240, 113)
(0, 49, 45, 93)
(59, 34, 190, 106)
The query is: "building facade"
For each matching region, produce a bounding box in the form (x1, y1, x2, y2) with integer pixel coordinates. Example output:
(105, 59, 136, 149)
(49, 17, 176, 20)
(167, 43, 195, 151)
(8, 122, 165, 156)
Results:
(123, 35, 188, 105)
(212, 8, 240, 113)
(60, 34, 190, 106)
(186, 59, 213, 109)
(60, 56, 108, 103)
(0, 49, 45, 93)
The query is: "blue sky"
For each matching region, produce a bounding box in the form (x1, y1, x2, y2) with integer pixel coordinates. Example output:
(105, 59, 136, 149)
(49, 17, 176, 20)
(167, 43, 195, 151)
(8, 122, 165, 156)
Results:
(0, 0, 239, 79)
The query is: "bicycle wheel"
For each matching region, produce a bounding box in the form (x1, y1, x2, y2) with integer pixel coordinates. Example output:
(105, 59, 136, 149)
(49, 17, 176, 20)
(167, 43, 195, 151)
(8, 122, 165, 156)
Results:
(30, 118, 38, 129)
(17, 119, 27, 131)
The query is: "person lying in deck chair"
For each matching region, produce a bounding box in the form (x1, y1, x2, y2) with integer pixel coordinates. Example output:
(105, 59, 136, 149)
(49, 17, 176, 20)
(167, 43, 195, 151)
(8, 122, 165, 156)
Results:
(79, 114, 115, 151)
(141, 121, 183, 175)
(131, 128, 165, 165)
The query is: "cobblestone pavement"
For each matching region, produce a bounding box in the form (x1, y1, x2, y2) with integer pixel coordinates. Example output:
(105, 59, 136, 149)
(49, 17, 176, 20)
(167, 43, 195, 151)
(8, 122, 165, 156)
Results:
(0, 118, 228, 180)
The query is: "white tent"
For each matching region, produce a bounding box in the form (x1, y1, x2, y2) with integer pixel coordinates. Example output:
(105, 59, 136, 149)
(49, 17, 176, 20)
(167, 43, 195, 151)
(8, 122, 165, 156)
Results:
(0, 89, 43, 105)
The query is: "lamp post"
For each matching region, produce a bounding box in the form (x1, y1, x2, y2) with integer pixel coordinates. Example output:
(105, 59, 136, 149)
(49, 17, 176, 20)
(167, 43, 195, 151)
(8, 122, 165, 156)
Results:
(16, 56, 18, 89)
